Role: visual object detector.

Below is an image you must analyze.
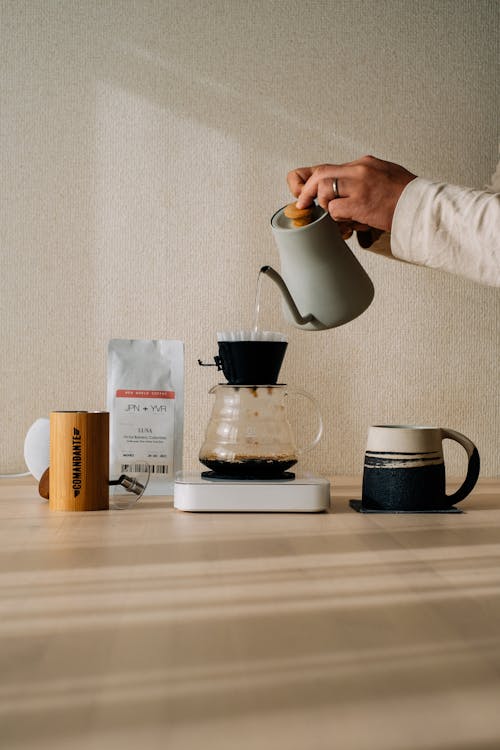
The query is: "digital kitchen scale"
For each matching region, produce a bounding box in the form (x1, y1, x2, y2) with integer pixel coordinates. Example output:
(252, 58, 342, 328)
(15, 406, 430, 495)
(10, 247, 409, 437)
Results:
(174, 473, 331, 513)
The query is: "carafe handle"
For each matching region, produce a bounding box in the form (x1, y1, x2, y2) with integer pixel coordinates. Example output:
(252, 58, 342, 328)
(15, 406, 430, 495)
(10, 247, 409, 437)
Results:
(285, 387, 323, 455)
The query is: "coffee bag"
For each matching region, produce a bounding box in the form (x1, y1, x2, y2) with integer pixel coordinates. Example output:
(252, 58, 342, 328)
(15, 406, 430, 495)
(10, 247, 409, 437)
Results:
(107, 339, 184, 495)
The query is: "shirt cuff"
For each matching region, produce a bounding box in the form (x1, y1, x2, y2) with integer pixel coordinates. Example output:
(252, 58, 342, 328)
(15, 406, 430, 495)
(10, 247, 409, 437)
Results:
(390, 177, 437, 265)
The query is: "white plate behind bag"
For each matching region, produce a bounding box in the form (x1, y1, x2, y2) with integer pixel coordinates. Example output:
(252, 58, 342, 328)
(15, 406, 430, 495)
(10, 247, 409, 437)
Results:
(23, 418, 50, 480)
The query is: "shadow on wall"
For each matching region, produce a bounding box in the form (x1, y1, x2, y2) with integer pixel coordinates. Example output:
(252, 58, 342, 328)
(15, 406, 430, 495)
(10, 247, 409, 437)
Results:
(3, 0, 499, 476)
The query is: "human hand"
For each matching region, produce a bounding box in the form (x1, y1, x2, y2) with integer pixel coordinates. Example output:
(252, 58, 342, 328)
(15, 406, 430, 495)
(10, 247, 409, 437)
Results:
(288, 155, 416, 233)
(287, 165, 357, 238)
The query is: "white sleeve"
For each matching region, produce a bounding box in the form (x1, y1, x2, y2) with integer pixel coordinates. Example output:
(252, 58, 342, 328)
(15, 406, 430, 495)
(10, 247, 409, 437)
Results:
(390, 177, 500, 287)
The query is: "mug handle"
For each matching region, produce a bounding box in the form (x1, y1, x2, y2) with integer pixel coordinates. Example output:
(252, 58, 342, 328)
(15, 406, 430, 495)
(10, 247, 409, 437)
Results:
(285, 388, 323, 455)
(441, 428, 480, 505)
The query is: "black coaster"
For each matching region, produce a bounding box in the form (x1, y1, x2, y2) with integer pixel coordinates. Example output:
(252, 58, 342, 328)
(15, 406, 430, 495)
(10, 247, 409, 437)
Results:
(349, 500, 463, 514)
(201, 471, 296, 482)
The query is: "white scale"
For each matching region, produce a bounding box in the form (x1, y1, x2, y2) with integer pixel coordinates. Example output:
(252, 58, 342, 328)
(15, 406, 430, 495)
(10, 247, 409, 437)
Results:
(174, 473, 330, 513)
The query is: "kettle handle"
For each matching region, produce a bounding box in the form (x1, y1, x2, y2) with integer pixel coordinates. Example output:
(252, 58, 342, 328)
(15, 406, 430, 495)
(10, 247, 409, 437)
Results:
(285, 387, 323, 455)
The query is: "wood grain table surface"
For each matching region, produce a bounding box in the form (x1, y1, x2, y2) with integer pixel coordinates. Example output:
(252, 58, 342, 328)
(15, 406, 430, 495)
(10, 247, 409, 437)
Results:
(0, 476, 499, 750)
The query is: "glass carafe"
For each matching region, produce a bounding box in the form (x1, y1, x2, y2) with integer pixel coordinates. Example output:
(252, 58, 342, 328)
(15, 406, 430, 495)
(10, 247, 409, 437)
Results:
(199, 384, 323, 478)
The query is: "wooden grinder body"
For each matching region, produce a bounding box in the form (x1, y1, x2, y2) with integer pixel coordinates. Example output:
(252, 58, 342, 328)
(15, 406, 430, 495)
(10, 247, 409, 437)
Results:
(49, 411, 109, 511)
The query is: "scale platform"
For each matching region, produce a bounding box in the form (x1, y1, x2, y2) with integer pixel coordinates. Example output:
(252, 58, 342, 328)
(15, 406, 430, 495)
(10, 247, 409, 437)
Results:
(174, 473, 331, 513)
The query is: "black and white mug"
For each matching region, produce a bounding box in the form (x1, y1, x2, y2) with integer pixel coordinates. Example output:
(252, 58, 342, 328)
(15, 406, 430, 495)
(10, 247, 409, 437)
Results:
(361, 425, 480, 512)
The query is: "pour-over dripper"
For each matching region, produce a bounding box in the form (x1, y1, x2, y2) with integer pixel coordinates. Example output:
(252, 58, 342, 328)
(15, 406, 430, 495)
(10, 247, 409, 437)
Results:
(199, 331, 288, 385)
(217, 330, 288, 385)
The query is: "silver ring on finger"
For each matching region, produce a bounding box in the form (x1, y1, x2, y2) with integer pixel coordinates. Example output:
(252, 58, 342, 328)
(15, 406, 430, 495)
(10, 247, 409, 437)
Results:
(332, 177, 340, 199)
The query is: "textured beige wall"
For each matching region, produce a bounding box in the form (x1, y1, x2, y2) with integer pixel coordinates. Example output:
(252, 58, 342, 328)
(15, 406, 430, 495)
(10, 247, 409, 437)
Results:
(1, 0, 499, 478)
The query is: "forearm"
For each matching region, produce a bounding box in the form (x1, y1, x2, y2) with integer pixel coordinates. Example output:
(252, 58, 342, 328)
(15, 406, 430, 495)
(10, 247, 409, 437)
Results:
(390, 178, 500, 287)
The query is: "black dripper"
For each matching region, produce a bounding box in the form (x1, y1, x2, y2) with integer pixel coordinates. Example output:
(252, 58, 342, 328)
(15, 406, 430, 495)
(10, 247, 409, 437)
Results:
(199, 337, 288, 385)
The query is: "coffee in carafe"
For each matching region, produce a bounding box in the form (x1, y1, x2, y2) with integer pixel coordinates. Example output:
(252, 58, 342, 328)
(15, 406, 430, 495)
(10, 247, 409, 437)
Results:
(200, 455, 297, 479)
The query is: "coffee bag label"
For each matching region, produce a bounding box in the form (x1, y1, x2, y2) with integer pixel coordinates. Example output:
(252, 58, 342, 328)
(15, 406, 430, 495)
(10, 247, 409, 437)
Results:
(114, 389, 175, 479)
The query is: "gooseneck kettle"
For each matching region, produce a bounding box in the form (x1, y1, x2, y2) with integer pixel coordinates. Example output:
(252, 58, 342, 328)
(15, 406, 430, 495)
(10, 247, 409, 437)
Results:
(265, 203, 374, 330)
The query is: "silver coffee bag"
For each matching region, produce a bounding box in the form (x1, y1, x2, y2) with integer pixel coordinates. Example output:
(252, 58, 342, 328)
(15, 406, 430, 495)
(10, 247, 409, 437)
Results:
(107, 339, 184, 495)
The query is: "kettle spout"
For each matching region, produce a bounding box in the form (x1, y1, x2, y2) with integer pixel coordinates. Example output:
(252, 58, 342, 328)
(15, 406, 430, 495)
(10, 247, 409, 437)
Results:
(260, 266, 316, 326)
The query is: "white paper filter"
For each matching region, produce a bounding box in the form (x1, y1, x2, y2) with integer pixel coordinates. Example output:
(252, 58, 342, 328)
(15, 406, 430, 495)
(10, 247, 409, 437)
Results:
(217, 331, 287, 342)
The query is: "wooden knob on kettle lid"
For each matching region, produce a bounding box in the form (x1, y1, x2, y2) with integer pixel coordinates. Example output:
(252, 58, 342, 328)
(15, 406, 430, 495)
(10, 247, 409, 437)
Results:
(284, 202, 314, 228)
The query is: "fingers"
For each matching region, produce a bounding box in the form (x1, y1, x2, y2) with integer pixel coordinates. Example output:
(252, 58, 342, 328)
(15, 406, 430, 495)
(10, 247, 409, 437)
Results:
(287, 167, 314, 199)
(292, 156, 384, 207)
(288, 155, 415, 234)
(327, 197, 359, 223)
(317, 177, 334, 211)
(295, 164, 352, 208)
(356, 228, 384, 249)
(337, 222, 354, 240)
(336, 219, 371, 235)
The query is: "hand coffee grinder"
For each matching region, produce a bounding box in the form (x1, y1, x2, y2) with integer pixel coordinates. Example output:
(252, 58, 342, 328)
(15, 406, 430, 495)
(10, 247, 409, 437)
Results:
(173, 330, 330, 512)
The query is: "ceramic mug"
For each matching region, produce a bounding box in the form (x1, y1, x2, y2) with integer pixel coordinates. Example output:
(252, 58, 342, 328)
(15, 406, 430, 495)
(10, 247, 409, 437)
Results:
(361, 425, 480, 512)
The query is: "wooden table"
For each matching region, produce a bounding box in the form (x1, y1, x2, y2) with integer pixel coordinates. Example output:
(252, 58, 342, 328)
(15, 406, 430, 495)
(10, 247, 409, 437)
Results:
(1, 476, 499, 750)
